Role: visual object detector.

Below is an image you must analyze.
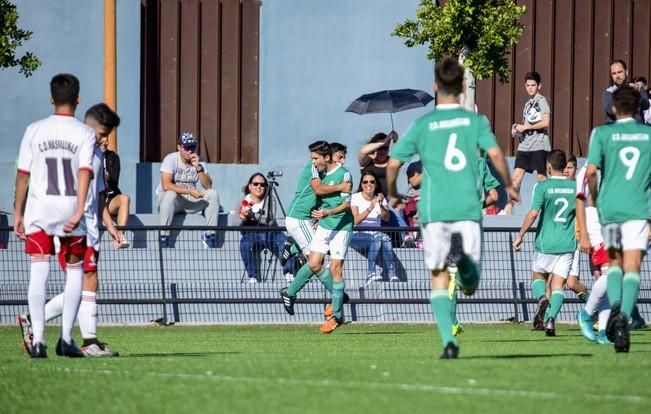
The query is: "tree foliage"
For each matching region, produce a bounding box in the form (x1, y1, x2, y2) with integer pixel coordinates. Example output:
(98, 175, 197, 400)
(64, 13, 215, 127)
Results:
(393, 0, 525, 83)
(1, 0, 41, 77)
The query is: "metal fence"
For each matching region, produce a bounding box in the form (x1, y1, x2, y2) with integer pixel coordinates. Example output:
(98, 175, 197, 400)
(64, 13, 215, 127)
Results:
(0, 225, 649, 324)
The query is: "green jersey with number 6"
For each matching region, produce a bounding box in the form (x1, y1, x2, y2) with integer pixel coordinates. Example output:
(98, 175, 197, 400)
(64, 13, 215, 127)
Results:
(587, 118, 651, 224)
(318, 165, 354, 231)
(531, 177, 576, 254)
(390, 104, 498, 223)
(287, 162, 323, 220)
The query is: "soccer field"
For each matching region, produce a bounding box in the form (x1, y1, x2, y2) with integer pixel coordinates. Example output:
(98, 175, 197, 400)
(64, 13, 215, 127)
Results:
(1, 323, 649, 414)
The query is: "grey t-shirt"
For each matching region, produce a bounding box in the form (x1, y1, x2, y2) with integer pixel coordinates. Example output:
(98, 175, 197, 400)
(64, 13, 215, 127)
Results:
(517, 94, 551, 152)
(156, 151, 207, 194)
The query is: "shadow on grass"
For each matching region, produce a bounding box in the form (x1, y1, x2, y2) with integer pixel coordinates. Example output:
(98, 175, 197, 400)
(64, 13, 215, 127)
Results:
(124, 351, 241, 358)
(463, 352, 593, 360)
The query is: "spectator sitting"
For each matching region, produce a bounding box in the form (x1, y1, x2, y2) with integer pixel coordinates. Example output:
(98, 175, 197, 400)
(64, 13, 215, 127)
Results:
(156, 132, 219, 248)
(90, 104, 130, 248)
(349, 170, 399, 284)
(402, 161, 422, 248)
(238, 173, 295, 283)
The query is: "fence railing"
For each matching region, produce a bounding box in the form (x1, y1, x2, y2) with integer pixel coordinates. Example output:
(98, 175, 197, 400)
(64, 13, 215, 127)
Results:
(0, 225, 649, 324)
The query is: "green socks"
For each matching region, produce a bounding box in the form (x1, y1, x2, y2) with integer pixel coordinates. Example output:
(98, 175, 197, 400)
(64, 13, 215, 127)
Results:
(317, 268, 334, 293)
(457, 255, 480, 292)
(621, 272, 641, 318)
(606, 266, 623, 307)
(547, 289, 564, 320)
(531, 279, 546, 301)
(332, 281, 345, 319)
(287, 262, 314, 297)
(431, 290, 457, 347)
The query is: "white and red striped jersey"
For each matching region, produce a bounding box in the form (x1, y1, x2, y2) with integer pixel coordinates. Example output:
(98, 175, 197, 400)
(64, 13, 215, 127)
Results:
(17, 114, 96, 236)
(575, 164, 604, 247)
(85, 147, 106, 250)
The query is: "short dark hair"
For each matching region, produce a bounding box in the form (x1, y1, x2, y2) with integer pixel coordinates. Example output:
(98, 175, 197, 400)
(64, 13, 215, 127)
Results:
(567, 153, 577, 166)
(369, 132, 387, 144)
(50, 73, 80, 106)
(633, 76, 647, 85)
(330, 142, 347, 155)
(612, 85, 640, 117)
(610, 59, 627, 71)
(308, 140, 332, 157)
(547, 149, 567, 171)
(524, 71, 541, 84)
(85, 103, 121, 130)
(435, 56, 464, 96)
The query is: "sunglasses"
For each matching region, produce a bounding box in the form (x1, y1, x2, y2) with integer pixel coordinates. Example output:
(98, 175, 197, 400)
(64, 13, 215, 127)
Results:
(362, 180, 376, 184)
(251, 182, 267, 187)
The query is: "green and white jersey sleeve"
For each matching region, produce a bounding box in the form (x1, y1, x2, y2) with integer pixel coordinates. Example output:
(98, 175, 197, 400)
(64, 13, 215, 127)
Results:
(531, 177, 577, 254)
(317, 165, 354, 231)
(587, 119, 651, 224)
(287, 162, 321, 220)
(390, 105, 498, 223)
(478, 157, 500, 193)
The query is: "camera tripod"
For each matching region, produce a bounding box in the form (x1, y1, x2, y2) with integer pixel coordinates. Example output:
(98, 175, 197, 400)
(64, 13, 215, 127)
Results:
(258, 172, 286, 225)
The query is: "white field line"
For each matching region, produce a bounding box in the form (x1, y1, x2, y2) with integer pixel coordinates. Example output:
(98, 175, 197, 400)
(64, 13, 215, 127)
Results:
(7, 365, 649, 405)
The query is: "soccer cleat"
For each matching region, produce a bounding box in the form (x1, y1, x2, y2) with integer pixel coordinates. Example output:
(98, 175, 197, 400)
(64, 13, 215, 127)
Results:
(577, 310, 596, 343)
(577, 291, 588, 302)
(389, 275, 400, 282)
(280, 241, 294, 267)
(452, 322, 464, 337)
(81, 343, 119, 357)
(160, 235, 171, 248)
(16, 314, 33, 355)
(55, 337, 63, 356)
(59, 338, 85, 358)
(606, 302, 621, 342)
(597, 330, 613, 345)
(319, 316, 343, 334)
(364, 273, 382, 286)
(629, 314, 646, 331)
(440, 342, 459, 359)
(280, 288, 296, 315)
(611, 312, 630, 353)
(533, 298, 549, 331)
(544, 318, 556, 337)
(324, 293, 350, 319)
(30, 342, 47, 359)
(201, 233, 216, 249)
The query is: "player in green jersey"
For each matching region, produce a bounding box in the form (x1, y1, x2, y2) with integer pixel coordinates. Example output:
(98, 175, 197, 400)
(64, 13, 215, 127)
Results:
(586, 85, 651, 353)
(281, 141, 354, 333)
(514, 150, 577, 336)
(387, 57, 517, 359)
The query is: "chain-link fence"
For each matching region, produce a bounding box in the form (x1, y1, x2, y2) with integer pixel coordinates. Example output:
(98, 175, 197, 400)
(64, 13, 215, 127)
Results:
(1, 225, 649, 324)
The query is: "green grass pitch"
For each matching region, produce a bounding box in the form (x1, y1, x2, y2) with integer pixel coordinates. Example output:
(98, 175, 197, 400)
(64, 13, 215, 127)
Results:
(0, 323, 649, 413)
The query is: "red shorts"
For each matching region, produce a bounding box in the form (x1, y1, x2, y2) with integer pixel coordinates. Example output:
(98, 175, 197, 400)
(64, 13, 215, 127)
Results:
(591, 243, 608, 268)
(25, 230, 85, 256)
(58, 246, 99, 273)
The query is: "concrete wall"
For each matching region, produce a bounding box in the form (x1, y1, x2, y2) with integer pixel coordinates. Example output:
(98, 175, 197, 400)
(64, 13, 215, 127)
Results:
(0, 0, 139, 213)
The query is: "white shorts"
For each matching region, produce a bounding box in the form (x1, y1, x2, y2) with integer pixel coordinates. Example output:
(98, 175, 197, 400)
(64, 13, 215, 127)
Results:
(602, 220, 649, 252)
(421, 221, 481, 270)
(285, 217, 315, 255)
(569, 250, 580, 277)
(532, 252, 574, 278)
(309, 225, 352, 260)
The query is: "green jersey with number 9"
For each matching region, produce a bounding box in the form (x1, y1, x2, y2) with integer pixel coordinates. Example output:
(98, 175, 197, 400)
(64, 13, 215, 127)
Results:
(587, 119, 651, 224)
(390, 104, 498, 223)
(530, 177, 576, 254)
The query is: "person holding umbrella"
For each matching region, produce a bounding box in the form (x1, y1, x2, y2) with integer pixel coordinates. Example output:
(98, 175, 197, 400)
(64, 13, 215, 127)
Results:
(387, 57, 518, 359)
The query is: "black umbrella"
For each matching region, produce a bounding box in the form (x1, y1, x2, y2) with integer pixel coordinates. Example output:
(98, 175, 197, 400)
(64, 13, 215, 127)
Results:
(345, 88, 434, 129)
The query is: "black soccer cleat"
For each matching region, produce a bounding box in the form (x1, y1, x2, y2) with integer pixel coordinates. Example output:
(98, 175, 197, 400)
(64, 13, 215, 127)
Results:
(30, 342, 47, 359)
(280, 288, 296, 316)
(533, 298, 549, 331)
(59, 338, 85, 358)
(606, 302, 621, 343)
(440, 342, 459, 359)
(544, 318, 556, 337)
(280, 241, 294, 267)
(612, 312, 630, 353)
(343, 292, 350, 304)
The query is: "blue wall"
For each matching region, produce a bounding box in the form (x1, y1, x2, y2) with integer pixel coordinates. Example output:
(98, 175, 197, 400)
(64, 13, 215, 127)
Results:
(0, 0, 139, 213)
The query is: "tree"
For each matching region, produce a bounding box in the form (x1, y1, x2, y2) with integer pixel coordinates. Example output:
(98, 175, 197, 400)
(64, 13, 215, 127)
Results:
(1, 0, 41, 77)
(393, 0, 525, 111)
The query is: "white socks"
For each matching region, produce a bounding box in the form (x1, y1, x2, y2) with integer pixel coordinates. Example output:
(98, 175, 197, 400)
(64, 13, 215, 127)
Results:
(44, 293, 64, 322)
(61, 262, 83, 343)
(28, 258, 50, 345)
(585, 274, 607, 315)
(78, 291, 97, 340)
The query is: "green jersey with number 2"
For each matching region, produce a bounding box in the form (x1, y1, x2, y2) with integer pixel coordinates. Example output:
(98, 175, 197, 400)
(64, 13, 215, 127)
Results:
(530, 177, 576, 254)
(390, 104, 498, 223)
(587, 119, 651, 224)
